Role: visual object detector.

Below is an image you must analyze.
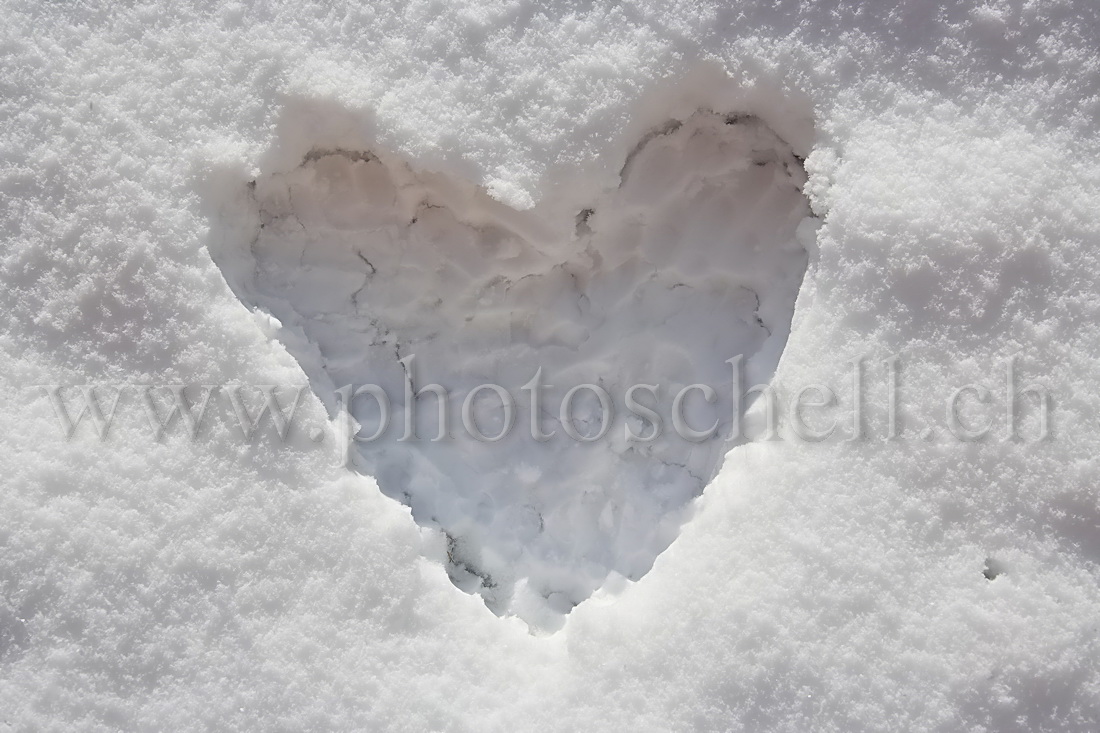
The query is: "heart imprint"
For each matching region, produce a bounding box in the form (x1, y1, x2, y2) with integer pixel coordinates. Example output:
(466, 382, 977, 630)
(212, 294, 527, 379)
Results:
(211, 110, 811, 630)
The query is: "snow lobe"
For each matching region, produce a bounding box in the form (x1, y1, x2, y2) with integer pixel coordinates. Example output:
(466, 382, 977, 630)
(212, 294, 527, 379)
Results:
(211, 110, 810, 630)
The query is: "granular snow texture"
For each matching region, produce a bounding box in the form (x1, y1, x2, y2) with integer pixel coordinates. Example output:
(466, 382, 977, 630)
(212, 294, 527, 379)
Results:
(2, 1, 1100, 731)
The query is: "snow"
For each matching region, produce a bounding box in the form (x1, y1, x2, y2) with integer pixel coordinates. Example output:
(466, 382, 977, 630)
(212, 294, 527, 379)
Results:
(209, 109, 809, 629)
(3, 0, 1100, 730)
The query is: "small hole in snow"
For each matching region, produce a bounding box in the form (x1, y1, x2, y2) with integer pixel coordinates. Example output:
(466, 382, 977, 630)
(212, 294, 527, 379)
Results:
(983, 557, 1006, 580)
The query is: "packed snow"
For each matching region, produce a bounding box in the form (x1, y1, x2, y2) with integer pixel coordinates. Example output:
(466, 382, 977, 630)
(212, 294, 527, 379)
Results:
(209, 109, 809, 628)
(3, 0, 1100, 731)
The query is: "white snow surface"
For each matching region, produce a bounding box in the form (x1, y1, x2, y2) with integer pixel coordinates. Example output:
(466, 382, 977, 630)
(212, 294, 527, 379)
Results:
(3, 0, 1100, 731)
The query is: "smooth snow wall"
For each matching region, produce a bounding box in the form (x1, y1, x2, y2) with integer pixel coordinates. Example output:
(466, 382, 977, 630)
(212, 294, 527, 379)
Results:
(207, 81, 815, 631)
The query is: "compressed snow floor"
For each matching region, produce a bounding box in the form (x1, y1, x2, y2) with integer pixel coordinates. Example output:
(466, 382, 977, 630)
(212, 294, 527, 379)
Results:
(213, 112, 810, 628)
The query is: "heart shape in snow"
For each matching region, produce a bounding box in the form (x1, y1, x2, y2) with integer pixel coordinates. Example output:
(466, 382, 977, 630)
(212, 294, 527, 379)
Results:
(210, 108, 810, 630)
